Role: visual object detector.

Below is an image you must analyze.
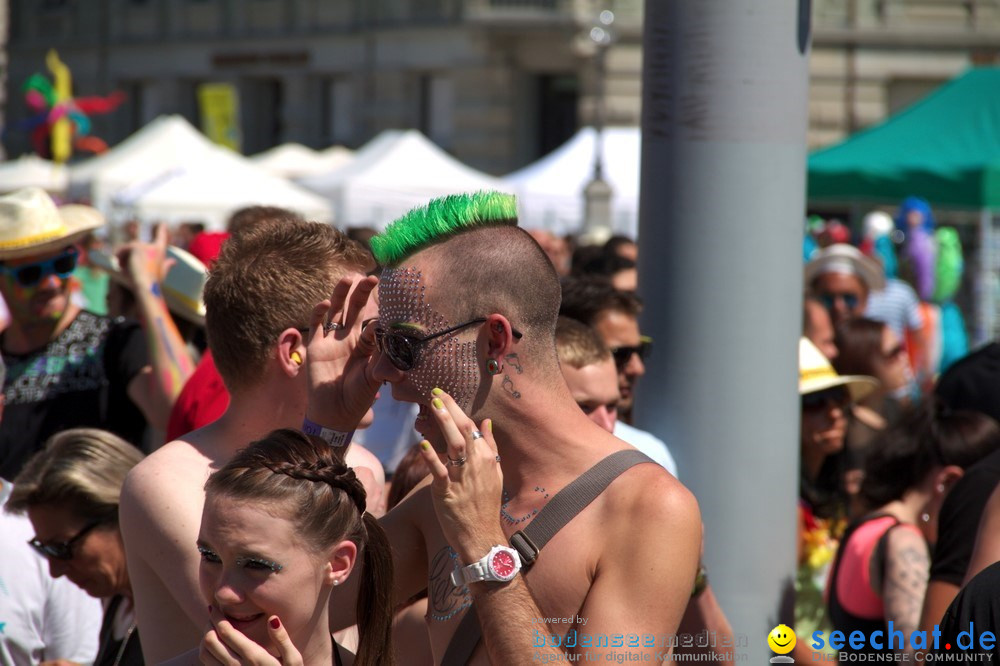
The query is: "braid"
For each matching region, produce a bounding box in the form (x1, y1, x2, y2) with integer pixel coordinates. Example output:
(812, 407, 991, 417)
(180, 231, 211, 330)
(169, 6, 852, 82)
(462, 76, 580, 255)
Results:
(263, 458, 367, 515)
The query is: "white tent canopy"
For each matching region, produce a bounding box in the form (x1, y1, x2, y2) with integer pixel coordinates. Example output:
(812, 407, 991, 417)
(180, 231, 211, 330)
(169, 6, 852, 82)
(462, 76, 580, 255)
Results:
(117, 150, 334, 229)
(298, 129, 507, 229)
(68, 115, 332, 229)
(250, 143, 354, 180)
(503, 127, 640, 238)
(0, 156, 68, 194)
(68, 115, 237, 213)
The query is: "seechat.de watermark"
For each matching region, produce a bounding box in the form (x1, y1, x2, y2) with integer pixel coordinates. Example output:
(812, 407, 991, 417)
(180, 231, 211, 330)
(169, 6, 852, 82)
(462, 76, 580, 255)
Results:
(768, 623, 996, 663)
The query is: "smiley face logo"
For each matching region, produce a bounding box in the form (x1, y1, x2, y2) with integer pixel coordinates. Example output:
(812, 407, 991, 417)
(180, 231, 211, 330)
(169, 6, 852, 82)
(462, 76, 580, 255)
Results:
(767, 624, 796, 655)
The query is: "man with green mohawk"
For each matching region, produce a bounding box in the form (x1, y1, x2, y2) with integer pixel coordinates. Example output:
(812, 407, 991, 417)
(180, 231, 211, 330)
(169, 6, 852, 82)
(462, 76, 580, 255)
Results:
(313, 191, 701, 663)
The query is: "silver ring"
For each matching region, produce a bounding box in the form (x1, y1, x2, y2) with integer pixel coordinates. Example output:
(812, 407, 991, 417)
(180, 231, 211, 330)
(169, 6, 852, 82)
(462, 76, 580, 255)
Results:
(447, 455, 467, 467)
(324, 321, 342, 333)
(470, 430, 484, 440)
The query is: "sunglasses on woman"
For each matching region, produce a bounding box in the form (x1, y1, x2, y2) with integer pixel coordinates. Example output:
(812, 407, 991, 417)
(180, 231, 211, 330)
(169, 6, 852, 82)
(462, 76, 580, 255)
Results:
(0, 247, 79, 288)
(801, 386, 850, 411)
(28, 515, 108, 560)
(370, 318, 523, 372)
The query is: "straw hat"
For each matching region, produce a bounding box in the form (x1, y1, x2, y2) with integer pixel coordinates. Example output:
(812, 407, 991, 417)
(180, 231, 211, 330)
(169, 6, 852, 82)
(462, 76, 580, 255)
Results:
(91, 245, 208, 326)
(799, 337, 878, 402)
(804, 243, 886, 292)
(0, 187, 103, 260)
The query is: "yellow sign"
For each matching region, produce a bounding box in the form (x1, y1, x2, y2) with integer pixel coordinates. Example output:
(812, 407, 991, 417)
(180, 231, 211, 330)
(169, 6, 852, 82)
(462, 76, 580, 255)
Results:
(197, 83, 241, 152)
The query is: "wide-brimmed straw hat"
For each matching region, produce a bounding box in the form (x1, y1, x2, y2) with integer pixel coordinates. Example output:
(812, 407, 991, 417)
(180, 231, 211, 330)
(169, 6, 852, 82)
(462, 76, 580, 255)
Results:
(799, 337, 878, 402)
(804, 243, 886, 292)
(0, 187, 103, 260)
(91, 245, 208, 326)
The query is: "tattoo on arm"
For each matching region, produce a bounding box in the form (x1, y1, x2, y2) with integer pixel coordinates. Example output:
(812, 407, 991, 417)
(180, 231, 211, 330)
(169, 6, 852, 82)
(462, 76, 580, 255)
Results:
(427, 546, 471, 622)
(883, 539, 930, 649)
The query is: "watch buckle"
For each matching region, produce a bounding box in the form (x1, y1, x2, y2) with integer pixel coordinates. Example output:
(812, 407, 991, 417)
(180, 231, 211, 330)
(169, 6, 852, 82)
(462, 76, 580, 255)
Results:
(509, 530, 539, 568)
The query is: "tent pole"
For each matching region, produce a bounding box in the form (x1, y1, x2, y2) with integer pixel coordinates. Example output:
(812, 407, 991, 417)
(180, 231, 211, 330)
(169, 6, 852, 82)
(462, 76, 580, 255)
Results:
(977, 208, 996, 345)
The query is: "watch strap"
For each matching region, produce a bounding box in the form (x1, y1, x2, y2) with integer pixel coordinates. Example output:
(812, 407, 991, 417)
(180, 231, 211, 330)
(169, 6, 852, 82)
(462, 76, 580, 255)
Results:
(450, 559, 484, 587)
(301, 417, 354, 448)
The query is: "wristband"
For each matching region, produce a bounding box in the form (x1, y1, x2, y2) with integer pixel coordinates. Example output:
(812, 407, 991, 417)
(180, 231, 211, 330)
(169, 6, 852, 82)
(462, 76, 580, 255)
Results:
(301, 417, 354, 448)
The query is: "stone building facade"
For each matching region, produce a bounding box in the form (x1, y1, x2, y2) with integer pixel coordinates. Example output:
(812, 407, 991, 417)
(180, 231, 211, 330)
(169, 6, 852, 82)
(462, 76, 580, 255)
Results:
(3, 0, 999, 172)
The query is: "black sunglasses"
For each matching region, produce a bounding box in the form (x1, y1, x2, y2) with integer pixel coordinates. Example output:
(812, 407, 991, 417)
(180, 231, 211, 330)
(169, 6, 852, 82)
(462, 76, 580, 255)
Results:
(610, 336, 652, 370)
(1, 247, 79, 288)
(819, 291, 860, 311)
(28, 515, 109, 560)
(801, 386, 850, 411)
(371, 317, 523, 372)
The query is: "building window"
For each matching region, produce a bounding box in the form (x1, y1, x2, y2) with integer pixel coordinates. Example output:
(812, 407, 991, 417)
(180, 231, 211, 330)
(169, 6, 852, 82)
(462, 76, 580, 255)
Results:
(536, 74, 578, 158)
(322, 78, 355, 146)
(418, 74, 454, 148)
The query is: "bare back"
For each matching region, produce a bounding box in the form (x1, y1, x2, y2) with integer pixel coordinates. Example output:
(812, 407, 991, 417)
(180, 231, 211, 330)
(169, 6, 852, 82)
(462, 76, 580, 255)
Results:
(119, 428, 220, 663)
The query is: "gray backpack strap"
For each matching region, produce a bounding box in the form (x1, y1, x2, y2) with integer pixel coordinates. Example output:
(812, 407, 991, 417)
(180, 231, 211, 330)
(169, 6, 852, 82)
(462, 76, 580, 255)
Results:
(440, 449, 655, 665)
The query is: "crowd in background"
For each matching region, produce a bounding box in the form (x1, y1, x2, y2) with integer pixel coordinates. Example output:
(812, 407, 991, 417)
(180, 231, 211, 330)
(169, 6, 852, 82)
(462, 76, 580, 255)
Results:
(6, 184, 1000, 665)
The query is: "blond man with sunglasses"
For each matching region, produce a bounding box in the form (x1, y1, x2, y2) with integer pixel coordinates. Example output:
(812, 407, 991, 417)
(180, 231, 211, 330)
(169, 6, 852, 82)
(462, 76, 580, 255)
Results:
(0, 188, 184, 480)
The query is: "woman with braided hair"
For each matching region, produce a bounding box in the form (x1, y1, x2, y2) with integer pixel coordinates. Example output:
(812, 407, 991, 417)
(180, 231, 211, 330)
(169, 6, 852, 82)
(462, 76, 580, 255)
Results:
(169, 428, 393, 666)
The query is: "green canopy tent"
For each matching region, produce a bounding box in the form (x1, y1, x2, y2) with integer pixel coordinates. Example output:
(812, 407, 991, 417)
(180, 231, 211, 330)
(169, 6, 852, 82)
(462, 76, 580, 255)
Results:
(808, 67, 1000, 342)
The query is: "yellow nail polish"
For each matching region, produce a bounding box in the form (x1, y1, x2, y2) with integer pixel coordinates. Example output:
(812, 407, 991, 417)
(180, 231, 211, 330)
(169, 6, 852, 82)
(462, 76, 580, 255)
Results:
(431, 387, 444, 396)
(432, 398, 444, 410)
(420, 440, 431, 451)
(487, 419, 493, 433)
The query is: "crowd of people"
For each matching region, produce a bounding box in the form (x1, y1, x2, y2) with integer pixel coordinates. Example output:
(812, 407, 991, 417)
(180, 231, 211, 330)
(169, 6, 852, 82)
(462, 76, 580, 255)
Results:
(0, 187, 707, 666)
(3, 182, 1000, 666)
(796, 200, 1000, 661)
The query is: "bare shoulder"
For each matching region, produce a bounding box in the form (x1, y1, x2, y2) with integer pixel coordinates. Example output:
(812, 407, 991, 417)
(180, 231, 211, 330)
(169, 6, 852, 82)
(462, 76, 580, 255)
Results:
(604, 460, 700, 527)
(123, 436, 212, 504)
(886, 523, 929, 558)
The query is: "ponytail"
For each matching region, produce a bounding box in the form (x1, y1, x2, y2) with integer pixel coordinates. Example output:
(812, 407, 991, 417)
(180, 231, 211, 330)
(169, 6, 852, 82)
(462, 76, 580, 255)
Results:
(354, 512, 395, 666)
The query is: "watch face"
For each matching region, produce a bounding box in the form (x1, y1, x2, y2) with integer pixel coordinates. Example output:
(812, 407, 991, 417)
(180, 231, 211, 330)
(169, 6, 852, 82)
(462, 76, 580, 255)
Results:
(490, 550, 517, 579)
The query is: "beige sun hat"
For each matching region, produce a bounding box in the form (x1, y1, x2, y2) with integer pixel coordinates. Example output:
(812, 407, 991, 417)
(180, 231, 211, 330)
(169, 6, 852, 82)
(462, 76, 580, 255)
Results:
(0, 187, 103, 260)
(804, 243, 887, 292)
(799, 337, 878, 402)
(91, 245, 208, 326)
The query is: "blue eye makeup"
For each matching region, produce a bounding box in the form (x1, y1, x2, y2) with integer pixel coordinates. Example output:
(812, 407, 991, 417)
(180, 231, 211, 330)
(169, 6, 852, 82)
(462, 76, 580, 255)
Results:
(236, 556, 283, 573)
(197, 543, 283, 572)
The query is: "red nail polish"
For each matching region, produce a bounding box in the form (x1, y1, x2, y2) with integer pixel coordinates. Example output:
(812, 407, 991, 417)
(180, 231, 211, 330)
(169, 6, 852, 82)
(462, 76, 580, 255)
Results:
(270, 617, 281, 630)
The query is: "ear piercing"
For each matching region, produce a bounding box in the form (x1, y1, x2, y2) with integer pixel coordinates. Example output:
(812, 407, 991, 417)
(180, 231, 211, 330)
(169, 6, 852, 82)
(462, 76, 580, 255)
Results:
(486, 359, 502, 375)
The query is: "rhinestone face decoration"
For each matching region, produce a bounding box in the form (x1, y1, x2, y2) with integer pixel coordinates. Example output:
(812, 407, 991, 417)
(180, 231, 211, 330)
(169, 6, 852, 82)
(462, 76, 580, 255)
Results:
(378, 266, 481, 410)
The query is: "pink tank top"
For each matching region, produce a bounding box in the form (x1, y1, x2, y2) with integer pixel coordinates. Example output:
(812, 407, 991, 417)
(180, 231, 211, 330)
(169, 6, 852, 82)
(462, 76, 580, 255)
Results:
(832, 515, 921, 619)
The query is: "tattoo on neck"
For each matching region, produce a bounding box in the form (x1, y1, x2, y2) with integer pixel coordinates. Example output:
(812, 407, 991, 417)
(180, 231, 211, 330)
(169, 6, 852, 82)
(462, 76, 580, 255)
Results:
(504, 353, 523, 374)
(502, 374, 521, 399)
(427, 547, 471, 622)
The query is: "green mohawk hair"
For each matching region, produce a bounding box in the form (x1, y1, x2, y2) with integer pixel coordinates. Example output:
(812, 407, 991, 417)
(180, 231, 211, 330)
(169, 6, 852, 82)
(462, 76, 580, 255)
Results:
(371, 190, 518, 266)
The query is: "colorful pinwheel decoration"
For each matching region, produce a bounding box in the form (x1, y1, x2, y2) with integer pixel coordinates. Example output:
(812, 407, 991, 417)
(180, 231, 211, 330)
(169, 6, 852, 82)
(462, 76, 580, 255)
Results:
(18, 49, 125, 163)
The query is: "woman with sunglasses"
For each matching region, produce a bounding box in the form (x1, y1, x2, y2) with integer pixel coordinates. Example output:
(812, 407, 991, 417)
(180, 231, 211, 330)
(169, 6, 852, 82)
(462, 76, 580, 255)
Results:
(795, 338, 878, 663)
(826, 401, 1000, 658)
(7, 428, 145, 666)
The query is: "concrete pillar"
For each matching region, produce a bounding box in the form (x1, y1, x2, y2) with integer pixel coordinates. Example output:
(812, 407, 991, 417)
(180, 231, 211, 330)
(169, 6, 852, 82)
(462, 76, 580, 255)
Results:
(636, 1, 811, 661)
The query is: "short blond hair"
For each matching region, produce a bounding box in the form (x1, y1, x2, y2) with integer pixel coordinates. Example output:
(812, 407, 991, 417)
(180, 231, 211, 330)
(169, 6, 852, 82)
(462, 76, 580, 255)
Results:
(205, 216, 372, 391)
(555, 316, 611, 369)
(7, 428, 144, 520)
